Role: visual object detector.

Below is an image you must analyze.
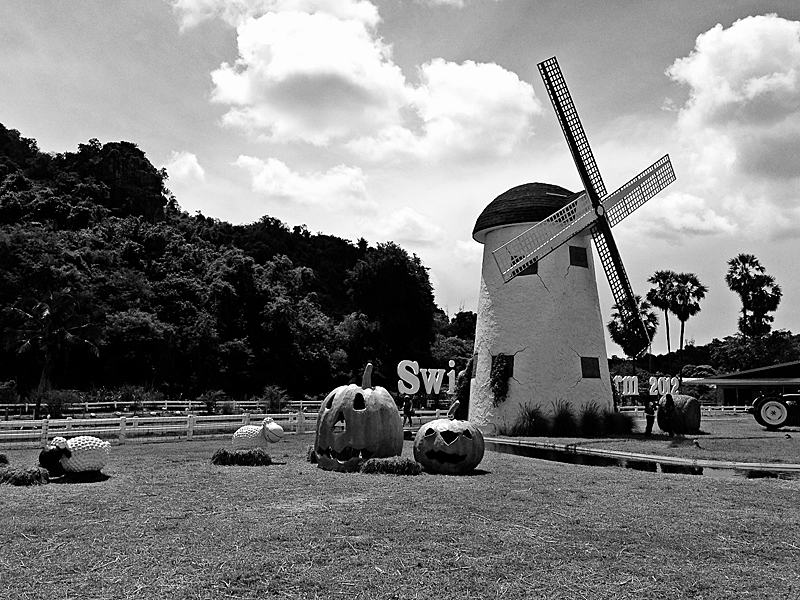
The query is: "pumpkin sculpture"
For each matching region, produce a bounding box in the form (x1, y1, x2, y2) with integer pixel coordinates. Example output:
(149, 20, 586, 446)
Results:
(315, 363, 403, 472)
(413, 418, 484, 474)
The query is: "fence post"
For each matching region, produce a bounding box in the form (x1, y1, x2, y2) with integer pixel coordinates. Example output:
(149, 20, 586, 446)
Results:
(65, 417, 72, 432)
(40, 418, 49, 447)
(187, 414, 195, 441)
(296, 411, 305, 435)
(243, 413, 249, 426)
(118, 416, 127, 444)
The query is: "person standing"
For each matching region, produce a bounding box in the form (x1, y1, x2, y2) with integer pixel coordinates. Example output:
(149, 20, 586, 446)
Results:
(402, 395, 414, 427)
(644, 396, 656, 436)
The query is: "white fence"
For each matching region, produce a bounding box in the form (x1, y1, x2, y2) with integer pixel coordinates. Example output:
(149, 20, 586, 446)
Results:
(0, 399, 322, 418)
(0, 410, 447, 447)
(618, 405, 751, 413)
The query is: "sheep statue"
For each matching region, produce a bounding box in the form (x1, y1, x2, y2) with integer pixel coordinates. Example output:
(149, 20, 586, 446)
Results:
(39, 436, 110, 477)
(232, 417, 284, 449)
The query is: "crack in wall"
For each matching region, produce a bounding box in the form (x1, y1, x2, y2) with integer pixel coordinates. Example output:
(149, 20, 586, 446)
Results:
(508, 347, 527, 385)
(567, 344, 582, 387)
(536, 274, 551, 295)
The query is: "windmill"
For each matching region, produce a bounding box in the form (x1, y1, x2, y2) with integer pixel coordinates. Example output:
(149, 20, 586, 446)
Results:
(468, 57, 675, 434)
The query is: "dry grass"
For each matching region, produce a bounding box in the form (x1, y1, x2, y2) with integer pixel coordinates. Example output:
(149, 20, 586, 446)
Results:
(1, 434, 799, 599)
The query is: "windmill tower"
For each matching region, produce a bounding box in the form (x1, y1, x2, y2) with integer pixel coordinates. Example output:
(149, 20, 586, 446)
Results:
(469, 57, 676, 434)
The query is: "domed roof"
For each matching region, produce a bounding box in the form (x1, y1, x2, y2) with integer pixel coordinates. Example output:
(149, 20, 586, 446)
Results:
(472, 182, 581, 243)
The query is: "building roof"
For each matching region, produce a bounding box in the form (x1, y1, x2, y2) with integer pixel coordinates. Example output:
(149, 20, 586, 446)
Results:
(472, 182, 582, 243)
(691, 360, 800, 387)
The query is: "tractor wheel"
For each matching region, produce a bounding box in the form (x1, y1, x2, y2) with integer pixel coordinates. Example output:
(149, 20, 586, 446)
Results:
(755, 397, 790, 430)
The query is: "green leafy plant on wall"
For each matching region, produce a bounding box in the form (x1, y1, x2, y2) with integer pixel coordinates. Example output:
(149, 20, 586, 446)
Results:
(490, 354, 513, 406)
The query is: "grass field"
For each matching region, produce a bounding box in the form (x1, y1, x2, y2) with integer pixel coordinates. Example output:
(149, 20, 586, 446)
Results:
(512, 414, 800, 465)
(3, 429, 800, 600)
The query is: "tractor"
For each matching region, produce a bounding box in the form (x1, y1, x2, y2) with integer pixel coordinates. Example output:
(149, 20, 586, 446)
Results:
(749, 393, 800, 430)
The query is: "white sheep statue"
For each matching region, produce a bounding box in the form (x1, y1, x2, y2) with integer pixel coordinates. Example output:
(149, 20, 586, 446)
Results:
(232, 417, 284, 449)
(38, 436, 110, 477)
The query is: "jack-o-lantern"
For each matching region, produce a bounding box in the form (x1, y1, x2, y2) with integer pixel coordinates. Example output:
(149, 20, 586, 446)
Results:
(413, 418, 484, 474)
(315, 363, 403, 472)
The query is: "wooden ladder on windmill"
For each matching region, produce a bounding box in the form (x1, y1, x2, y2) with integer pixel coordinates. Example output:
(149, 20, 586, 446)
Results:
(491, 56, 676, 358)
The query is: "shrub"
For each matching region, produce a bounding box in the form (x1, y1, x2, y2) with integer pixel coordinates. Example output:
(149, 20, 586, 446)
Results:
(117, 384, 163, 414)
(0, 466, 49, 486)
(550, 400, 577, 437)
(578, 402, 607, 437)
(306, 445, 317, 464)
(505, 401, 633, 438)
(359, 457, 423, 475)
(219, 400, 236, 415)
(0, 380, 18, 404)
(260, 385, 291, 413)
(211, 448, 273, 466)
(503, 402, 550, 437)
(605, 410, 635, 435)
(199, 390, 227, 414)
(43, 389, 83, 419)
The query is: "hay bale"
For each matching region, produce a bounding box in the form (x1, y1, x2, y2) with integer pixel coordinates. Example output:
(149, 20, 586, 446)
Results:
(0, 466, 50, 486)
(211, 448, 273, 466)
(657, 394, 701, 435)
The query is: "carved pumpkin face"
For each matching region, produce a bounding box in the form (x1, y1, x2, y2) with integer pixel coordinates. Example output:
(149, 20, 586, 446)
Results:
(413, 418, 484, 474)
(315, 363, 403, 472)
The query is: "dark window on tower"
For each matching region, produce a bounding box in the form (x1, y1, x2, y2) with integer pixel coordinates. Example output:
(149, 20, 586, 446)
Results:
(491, 353, 514, 379)
(580, 357, 601, 379)
(569, 246, 589, 268)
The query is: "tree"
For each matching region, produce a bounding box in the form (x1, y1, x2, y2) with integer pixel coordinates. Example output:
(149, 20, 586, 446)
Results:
(646, 270, 677, 354)
(346, 242, 437, 374)
(670, 272, 708, 372)
(607, 295, 658, 374)
(710, 331, 800, 373)
(725, 253, 782, 338)
(2, 289, 99, 417)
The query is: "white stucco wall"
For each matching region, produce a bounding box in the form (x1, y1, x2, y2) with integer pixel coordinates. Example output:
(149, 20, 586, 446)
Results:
(469, 223, 613, 435)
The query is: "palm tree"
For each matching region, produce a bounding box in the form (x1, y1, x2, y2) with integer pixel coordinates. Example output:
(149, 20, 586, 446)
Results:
(646, 270, 677, 355)
(745, 275, 782, 338)
(3, 289, 99, 418)
(669, 272, 708, 369)
(607, 295, 658, 375)
(724, 254, 781, 338)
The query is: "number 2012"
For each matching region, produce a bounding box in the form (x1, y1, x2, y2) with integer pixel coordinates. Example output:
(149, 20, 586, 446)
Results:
(649, 376, 680, 396)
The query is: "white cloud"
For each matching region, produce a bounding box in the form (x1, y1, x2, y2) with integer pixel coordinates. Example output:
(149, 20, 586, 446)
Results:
(163, 151, 206, 186)
(370, 206, 447, 247)
(235, 155, 375, 210)
(349, 59, 540, 161)
(210, 7, 408, 145)
(419, 0, 464, 6)
(666, 13, 800, 239)
(200, 1, 538, 160)
(172, 0, 379, 30)
(635, 191, 737, 242)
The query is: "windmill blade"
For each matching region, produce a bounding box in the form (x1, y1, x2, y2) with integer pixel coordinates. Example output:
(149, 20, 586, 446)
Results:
(591, 218, 650, 357)
(538, 56, 606, 205)
(492, 192, 594, 282)
(603, 154, 675, 227)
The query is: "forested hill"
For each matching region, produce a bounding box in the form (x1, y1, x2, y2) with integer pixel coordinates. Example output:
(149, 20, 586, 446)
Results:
(0, 124, 475, 404)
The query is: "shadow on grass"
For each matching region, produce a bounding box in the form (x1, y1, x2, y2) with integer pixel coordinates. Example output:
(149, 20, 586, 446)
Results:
(50, 471, 112, 484)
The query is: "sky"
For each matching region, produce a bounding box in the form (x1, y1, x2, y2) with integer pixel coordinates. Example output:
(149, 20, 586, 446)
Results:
(2, 0, 800, 358)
